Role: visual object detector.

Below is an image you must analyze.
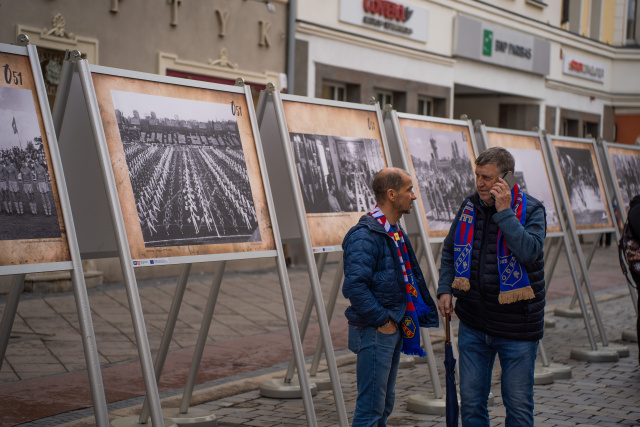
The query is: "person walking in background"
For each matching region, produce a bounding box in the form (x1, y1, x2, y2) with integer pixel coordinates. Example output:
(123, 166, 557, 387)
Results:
(437, 147, 546, 427)
(622, 194, 640, 361)
(342, 167, 438, 427)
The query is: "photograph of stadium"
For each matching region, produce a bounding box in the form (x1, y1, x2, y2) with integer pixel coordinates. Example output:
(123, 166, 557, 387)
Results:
(0, 85, 62, 241)
(403, 125, 476, 234)
(110, 90, 260, 248)
(609, 148, 640, 209)
(291, 132, 384, 214)
(554, 143, 611, 228)
(485, 131, 561, 234)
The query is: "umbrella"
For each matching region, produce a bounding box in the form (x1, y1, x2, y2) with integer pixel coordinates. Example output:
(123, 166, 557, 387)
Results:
(444, 312, 459, 426)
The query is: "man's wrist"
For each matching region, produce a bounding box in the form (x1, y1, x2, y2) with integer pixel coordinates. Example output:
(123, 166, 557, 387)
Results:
(381, 318, 391, 327)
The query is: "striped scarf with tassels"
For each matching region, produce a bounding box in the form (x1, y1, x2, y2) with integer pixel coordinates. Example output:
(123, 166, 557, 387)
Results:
(370, 206, 428, 357)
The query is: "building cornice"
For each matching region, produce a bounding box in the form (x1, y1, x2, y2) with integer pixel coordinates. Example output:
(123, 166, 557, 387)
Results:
(296, 21, 456, 68)
(437, 0, 640, 60)
(546, 78, 640, 106)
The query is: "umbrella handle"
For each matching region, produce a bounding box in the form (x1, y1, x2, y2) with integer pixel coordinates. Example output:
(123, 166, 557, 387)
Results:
(445, 312, 451, 344)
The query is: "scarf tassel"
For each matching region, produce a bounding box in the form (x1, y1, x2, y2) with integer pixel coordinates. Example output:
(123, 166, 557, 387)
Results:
(498, 286, 535, 304)
(452, 277, 470, 291)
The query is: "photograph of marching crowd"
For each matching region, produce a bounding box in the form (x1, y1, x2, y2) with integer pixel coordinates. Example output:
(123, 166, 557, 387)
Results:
(111, 90, 260, 248)
(555, 145, 610, 227)
(403, 125, 476, 231)
(0, 86, 61, 241)
(501, 147, 560, 229)
(611, 151, 640, 208)
(291, 132, 385, 214)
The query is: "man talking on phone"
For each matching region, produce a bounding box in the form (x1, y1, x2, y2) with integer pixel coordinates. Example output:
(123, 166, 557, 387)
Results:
(437, 147, 546, 427)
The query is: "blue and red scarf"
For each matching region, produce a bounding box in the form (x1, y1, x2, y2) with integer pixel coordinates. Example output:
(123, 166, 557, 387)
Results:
(452, 184, 535, 304)
(370, 206, 429, 357)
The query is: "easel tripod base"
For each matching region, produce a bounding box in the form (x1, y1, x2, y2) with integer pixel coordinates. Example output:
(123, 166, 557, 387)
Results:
(110, 416, 178, 427)
(570, 348, 619, 362)
(162, 407, 217, 427)
(259, 377, 319, 398)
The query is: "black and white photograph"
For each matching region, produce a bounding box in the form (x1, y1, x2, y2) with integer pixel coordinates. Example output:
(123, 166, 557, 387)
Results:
(0, 85, 62, 241)
(610, 151, 640, 208)
(290, 132, 384, 214)
(503, 147, 559, 229)
(555, 145, 609, 226)
(403, 126, 476, 231)
(111, 90, 260, 248)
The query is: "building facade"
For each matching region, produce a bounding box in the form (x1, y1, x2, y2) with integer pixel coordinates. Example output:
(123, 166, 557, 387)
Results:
(294, 0, 640, 143)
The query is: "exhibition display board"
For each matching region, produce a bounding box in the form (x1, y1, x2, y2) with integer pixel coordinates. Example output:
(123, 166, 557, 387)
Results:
(543, 133, 625, 361)
(53, 56, 318, 426)
(391, 113, 479, 240)
(601, 142, 640, 217)
(598, 141, 639, 316)
(258, 89, 388, 425)
(481, 127, 562, 236)
(384, 110, 479, 413)
(548, 136, 614, 234)
(0, 40, 108, 426)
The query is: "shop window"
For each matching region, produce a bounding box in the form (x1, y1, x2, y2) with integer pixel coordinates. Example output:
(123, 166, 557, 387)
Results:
(321, 82, 347, 101)
(418, 97, 434, 116)
(376, 89, 393, 108)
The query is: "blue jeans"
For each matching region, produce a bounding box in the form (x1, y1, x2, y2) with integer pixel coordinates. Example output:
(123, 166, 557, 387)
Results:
(348, 324, 402, 427)
(458, 321, 538, 427)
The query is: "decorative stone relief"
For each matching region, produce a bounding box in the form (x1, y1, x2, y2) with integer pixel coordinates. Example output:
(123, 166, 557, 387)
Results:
(42, 13, 76, 41)
(208, 48, 238, 70)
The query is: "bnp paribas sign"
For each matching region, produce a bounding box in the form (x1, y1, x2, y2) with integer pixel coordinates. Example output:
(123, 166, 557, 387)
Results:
(455, 15, 550, 75)
(339, 0, 429, 43)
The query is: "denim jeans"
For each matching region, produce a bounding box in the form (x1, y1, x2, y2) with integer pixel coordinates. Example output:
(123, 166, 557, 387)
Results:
(348, 324, 402, 427)
(458, 321, 538, 427)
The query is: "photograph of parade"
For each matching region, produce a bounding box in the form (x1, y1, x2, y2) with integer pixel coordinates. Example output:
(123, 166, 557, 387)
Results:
(610, 151, 640, 208)
(111, 90, 260, 248)
(403, 125, 476, 231)
(0, 86, 62, 241)
(290, 132, 385, 214)
(555, 145, 609, 227)
(500, 147, 559, 230)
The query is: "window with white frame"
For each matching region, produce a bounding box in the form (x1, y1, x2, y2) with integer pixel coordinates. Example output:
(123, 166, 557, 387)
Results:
(417, 97, 433, 116)
(321, 82, 347, 101)
(627, 0, 638, 43)
(376, 89, 393, 108)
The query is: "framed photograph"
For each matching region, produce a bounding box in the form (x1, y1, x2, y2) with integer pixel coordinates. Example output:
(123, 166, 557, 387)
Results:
(91, 72, 275, 261)
(484, 130, 561, 234)
(0, 49, 71, 269)
(282, 100, 388, 249)
(604, 143, 640, 210)
(550, 138, 613, 231)
(397, 117, 477, 239)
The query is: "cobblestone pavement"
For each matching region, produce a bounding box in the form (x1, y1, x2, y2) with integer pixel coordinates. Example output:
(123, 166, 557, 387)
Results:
(1, 238, 639, 426)
(183, 290, 640, 427)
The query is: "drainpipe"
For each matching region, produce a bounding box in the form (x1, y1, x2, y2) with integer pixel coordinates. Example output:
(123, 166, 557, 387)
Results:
(286, 0, 296, 94)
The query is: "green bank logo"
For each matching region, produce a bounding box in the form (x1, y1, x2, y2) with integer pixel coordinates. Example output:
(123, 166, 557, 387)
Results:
(482, 29, 493, 56)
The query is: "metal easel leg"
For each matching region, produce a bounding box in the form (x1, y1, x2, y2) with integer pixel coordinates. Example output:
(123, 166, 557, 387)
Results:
(0, 274, 25, 374)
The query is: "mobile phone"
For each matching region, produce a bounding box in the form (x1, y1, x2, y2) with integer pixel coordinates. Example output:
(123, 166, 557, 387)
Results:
(501, 171, 517, 190)
(491, 172, 517, 200)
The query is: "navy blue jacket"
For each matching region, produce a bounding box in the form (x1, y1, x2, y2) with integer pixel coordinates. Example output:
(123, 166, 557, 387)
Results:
(342, 214, 439, 329)
(437, 193, 546, 341)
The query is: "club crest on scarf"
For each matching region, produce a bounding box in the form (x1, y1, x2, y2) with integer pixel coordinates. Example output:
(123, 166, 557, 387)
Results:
(370, 206, 429, 357)
(452, 184, 535, 304)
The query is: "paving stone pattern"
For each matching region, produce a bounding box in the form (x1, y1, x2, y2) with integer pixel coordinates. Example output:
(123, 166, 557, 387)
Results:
(191, 292, 640, 427)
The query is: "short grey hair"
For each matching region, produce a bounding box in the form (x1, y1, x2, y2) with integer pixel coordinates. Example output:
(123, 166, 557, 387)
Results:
(372, 168, 410, 203)
(475, 147, 515, 175)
